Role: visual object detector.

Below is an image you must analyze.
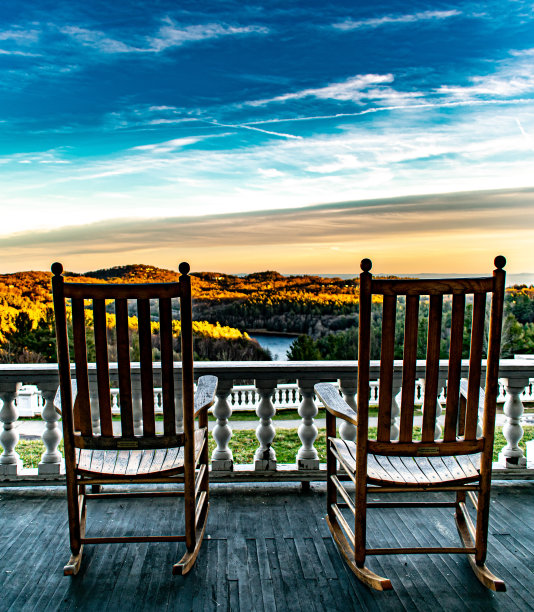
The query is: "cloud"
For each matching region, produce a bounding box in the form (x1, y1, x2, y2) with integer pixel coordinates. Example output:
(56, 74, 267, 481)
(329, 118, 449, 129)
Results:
(247, 74, 399, 106)
(332, 10, 461, 31)
(60, 19, 269, 55)
(2, 187, 532, 256)
(0, 28, 40, 43)
(149, 19, 268, 52)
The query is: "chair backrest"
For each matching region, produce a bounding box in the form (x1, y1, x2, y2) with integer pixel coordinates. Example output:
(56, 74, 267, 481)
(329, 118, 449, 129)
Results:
(357, 256, 506, 458)
(52, 261, 194, 450)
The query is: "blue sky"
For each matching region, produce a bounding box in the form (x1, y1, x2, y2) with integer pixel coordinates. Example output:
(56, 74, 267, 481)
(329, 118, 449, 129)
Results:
(1, 0, 533, 274)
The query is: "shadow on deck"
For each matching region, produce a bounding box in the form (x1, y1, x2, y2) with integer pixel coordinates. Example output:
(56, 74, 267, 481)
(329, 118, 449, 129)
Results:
(1, 481, 533, 611)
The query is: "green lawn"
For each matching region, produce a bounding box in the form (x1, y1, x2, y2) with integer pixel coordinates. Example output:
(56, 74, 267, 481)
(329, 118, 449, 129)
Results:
(4, 426, 533, 468)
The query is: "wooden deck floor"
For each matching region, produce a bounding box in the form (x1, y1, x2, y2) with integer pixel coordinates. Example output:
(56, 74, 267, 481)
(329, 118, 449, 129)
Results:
(0, 481, 533, 611)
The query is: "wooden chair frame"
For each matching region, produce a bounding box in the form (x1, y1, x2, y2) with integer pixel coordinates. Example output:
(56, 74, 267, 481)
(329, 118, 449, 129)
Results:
(52, 261, 217, 576)
(315, 256, 506, 592)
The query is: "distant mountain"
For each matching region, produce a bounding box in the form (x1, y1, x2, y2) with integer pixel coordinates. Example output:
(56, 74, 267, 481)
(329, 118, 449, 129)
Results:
(84, 264, 180, 283)
(279, 272, 534, 287)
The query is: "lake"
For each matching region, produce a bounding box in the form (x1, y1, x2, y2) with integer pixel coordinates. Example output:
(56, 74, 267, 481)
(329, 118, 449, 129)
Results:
(248, 333, 297, 361)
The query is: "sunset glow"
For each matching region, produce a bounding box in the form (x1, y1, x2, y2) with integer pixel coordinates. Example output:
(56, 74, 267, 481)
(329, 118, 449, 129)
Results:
(1, 1, 533, 274)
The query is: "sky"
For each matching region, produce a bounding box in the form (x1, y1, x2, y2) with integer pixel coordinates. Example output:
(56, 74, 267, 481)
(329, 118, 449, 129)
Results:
(0, 0, 533, 275)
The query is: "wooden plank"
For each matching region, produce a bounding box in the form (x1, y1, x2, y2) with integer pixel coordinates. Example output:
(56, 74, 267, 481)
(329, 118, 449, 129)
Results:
(92, 298, 112, 433)
(387, 456, 421, 484)
(377, 294, 396, 442)
(159, 297, 175, 436)
(115, 297, 134, 437)
(399, 295, 419, 442)
(412, 457, 442, 484)
(374, 455, 406, 483)
(137, 449, 156, 474)
(421, 295, 443, 443)
(113, 450, 131, 475)
(372, 277, 493, 296)
(102, 450, 118, 474)
(444, 294, 466, 441)
(63, 281, 181, 300)
(465, 292, 486, 440)
(398, 457, 428, 484)
(137, 298, 155, 436)
(125, 450, 143, 476)
(71, 298, 92, 436)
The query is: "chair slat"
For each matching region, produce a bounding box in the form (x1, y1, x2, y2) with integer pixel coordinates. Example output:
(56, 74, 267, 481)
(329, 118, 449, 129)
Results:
(115, 298, 134, 437)
(465, 293, 486, 439)
(93, 299, 113, 436)
(71, 298, 92, 435)
(399, 295, 419, 442)
(159, 297, 175, 436)
(377, 295, 396, 442)
(444, 294, 465, 441)
(137, 298, 155, 436)
(421, 295, 443, 442)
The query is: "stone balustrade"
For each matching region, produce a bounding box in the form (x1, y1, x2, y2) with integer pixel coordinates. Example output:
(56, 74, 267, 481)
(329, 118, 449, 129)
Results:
(1, 359, 534, 484)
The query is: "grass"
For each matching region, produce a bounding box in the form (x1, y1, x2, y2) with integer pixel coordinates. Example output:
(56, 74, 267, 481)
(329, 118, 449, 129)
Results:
(4, 426, 533, 468)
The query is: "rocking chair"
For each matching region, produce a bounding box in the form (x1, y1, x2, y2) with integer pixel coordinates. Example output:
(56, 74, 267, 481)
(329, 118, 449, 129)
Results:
(52, 261, 216, 576)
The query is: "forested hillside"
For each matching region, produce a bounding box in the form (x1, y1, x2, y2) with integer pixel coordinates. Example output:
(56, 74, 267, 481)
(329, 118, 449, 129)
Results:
(1, 264, 533, 363)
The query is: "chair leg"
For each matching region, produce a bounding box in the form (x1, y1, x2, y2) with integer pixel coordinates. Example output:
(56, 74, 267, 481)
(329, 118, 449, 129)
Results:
(326, 514, 392, 591)
(455, 491, 506, 592)
(64, 480, 86, 576)
(173, 501, 209, 575)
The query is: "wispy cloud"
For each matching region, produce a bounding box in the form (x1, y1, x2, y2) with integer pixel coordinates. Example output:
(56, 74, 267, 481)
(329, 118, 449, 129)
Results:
(60, 26, 141, 53)
(60, 19, 269, 55)
(332, 10, 461, 31)
(2, 188, 532, 256)
(149, 18, 268, 52)
(244, 74, 422, 106)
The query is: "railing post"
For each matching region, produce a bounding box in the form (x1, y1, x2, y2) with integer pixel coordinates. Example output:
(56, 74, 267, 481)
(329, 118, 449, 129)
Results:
(254, 379, 277, 470)
(499, 377, 529, 468)
(37, 382, 63, 475)
(434, 376, 447, 440)
(390, 376, 402, 441)
(0, 382, 22, 475)
(297, 378, 319, 469)
(211, 379, 234, 471)
(89, 386, 101, 435)
(338, 379, 357, 442)
(132, 381, 143, 436)
(174, 377, 183, 433)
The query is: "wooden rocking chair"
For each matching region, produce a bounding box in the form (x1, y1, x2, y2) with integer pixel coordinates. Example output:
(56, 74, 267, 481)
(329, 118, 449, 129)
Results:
(52, 261, 217, 576)
(315, 256, 506, 592)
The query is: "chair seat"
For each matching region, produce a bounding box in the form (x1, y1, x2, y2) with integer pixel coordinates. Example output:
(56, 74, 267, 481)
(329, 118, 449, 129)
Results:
(330, 438, 481, 486)
(76, 428, 206, 477)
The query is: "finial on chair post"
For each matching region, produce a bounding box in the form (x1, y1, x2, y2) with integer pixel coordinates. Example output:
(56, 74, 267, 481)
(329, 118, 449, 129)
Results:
(360, 258, 372, 273)
(494, 255, 506, 270)
(179, 261, 190, 276)
(51, 262, 64, 276)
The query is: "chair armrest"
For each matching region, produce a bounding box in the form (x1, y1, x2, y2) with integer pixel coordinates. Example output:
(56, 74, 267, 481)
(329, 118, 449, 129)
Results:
(459, 379, 485, 413)
(194, 375, 218, 417)
(314, 382, 357, 425)
(53, 380, 78, 416)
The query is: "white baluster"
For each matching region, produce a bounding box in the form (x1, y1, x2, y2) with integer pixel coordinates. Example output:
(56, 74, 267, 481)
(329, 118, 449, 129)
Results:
(434, 377, 447, 440)
(174, 379, 183, 432)
(254, 379, 277, 470)
(338, 379, 357, 441)
(89, 386, 101, 435)
(390, 376, 402, 441)
(0, 382, 22, 475)
(211, 379, 234, 471)
(297, 379, 319, 469)
(498, 377, 529, 468)
(132, 382, 143, 436)
(37, 382, 63, 475)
